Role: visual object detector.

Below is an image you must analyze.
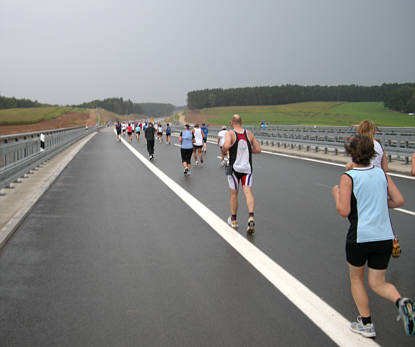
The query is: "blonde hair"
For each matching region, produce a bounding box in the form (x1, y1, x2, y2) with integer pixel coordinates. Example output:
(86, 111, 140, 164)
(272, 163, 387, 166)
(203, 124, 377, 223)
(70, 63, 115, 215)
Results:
(357, 120, 376, 141)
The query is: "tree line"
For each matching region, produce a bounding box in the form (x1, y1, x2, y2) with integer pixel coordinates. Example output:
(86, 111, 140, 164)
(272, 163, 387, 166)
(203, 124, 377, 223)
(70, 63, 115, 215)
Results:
(0, 95, 44, 109)
(74, 98, 175, 118)
(0, 94, 175, 119)
(187, 83, 415, 113)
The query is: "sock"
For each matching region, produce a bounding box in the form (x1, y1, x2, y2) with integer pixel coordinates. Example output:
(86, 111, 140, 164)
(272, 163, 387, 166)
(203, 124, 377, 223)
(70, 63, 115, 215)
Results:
(362, 316, 372, 325)
(231, 215, 237, 221)
(249, 212, 254, 218)
(395, 298, 402, 309)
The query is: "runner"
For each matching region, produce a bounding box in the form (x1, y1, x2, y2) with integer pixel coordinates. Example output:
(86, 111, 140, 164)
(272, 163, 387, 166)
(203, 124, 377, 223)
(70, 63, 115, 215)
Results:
(165, 123, 171, 144)
(127, 123, 133, 142)
(332, 135, 414, 338)
(122, 122, 127, 137)
(157, 123, 163, 143)
(135, 122, 141, 142)
(411, 153, 415, 176)
(115, 121, 122, 141)
(179, 124, 195, 175)
(221, 114, 261, 233)
(144, 122, 156, 160)
(192, 124, 205, 165)
(201, 123, 208, 153)
(217, 125, 228, 166)
(346, 120, 388, 172)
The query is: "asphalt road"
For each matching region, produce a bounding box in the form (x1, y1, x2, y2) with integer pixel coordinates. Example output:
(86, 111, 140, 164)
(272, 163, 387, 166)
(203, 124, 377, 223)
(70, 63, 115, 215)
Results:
(1, 128, 413, 346)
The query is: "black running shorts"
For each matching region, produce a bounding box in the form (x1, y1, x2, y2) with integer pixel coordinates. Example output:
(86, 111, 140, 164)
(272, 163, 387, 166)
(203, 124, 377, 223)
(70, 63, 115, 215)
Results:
(346, 240, 392, 269)
(181, 148, 193, 163)
(193, 145, 203, 149)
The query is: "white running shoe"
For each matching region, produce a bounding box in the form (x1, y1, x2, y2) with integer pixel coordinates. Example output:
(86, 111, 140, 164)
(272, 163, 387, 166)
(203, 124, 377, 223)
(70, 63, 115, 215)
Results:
(350, 316, 376, 338)
(227, 216, 238, 229)
(195, 160, 199, 166)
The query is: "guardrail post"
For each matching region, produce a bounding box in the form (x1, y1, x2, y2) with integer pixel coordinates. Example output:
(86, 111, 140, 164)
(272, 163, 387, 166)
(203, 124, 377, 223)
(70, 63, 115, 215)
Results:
(299, 144, 302, 151)
(315, 146, 319, 153)
(324, 147, 328, 154)
(290, 144, 294, 149)
(335, 148, 338, 155)
(388, 154, 392, 162)
(306, 145, 310, 152)
(284, 143, 287, 148)
(405, 156, 409, 165)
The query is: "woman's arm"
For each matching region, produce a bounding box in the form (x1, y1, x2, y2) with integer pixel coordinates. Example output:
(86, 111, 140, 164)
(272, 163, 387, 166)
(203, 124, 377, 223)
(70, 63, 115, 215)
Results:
(332, 174, 352, 218)
(381, 151, 389, 172)
(387, 175, 405, 208)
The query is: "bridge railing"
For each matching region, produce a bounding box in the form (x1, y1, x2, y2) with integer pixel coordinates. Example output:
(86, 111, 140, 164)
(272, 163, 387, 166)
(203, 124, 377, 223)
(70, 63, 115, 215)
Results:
(0, 126, 98, 190)
(171, 125, 414, 163)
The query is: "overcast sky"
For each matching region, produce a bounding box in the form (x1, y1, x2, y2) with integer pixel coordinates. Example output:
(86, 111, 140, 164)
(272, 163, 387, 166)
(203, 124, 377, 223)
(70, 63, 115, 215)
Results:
(1, 0, 414, 106)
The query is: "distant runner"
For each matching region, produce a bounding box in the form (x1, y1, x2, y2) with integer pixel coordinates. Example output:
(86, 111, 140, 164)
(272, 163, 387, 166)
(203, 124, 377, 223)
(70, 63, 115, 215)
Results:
(145, 122, 156, 160)
(157, 123, 163, 143)
(222, 115, 261, 233)
(115, 121, 122, 141)
(135, 123, 141, 142)
(217, 125, 228, 166)
(192, 124, 205, 165)
(127, 123, 133, 142)
(179, 124, 195, 175)
(201, 123, 208, 153)
(165, 123, 171, 144)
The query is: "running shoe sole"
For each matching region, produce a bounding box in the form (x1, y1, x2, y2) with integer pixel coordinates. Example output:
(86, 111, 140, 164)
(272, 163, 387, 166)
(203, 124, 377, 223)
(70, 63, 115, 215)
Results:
(247, 219, 255, 234)
(398, 298, 415, 336)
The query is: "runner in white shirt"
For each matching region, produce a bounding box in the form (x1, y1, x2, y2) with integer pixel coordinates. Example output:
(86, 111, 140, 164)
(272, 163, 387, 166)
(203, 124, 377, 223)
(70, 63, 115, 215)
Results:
(217, 126, 228, 166)
(192, 124, 205, 165)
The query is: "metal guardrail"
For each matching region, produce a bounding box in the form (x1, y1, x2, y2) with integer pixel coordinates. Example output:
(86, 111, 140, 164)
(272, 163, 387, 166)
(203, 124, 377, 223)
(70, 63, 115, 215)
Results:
(171, 125, 415, 163)
(0, 126, 98, 190)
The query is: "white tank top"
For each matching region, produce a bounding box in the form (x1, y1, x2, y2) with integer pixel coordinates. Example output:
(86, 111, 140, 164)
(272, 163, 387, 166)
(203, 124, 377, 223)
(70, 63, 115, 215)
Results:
(371, 140, 383, 168)
(194, 128, 203, 146)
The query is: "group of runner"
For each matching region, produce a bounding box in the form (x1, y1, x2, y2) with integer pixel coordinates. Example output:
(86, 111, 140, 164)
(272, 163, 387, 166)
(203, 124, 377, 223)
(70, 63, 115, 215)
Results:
(115, 116, 415, 338)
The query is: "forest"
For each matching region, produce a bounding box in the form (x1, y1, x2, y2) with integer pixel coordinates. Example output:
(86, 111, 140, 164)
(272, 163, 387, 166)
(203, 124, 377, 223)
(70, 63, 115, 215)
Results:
(187, 83, 415, 113)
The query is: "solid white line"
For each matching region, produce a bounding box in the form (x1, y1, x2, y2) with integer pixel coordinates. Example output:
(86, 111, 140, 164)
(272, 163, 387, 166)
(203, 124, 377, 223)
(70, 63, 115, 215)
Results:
(120, 137, 378, 347)
(394, 208, 415, 216)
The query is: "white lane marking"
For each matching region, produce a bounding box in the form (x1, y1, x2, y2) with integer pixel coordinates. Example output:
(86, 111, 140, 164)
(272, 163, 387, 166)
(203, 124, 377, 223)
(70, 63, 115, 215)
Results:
(393, 208, 415, 216)
(120, 137, 378, 347)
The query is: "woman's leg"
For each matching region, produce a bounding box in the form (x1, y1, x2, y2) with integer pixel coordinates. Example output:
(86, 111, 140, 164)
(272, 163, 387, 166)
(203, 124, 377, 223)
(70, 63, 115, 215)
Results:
(367, 268, 401, 302)
(348, 264, 371, 317)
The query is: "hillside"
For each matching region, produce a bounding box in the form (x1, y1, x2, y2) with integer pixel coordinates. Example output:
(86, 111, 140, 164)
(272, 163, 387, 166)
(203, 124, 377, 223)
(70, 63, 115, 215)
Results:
(186, 102, 415, 127)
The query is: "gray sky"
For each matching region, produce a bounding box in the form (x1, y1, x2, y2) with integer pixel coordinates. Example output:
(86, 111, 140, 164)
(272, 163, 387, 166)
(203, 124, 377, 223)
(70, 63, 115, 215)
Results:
(1, 0, 414, 106)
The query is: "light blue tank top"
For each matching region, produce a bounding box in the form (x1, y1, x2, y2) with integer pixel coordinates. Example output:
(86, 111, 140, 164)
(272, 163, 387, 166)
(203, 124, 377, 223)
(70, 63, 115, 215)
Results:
(345, 167, 393, 243)
(181, 129, 193, 149)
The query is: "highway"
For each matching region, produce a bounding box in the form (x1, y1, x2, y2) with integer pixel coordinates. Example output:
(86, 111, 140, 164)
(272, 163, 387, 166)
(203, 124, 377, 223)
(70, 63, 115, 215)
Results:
(1, 128, 413, 346)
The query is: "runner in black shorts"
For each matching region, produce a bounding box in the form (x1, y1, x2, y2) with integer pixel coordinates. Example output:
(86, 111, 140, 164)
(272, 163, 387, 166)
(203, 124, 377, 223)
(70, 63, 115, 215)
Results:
(332, 135, 414, 337)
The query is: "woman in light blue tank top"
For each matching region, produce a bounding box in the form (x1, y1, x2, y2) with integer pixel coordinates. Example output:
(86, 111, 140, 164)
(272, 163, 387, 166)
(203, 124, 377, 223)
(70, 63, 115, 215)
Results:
(332, 135, 414, 337)
(179, 124, 195, 175)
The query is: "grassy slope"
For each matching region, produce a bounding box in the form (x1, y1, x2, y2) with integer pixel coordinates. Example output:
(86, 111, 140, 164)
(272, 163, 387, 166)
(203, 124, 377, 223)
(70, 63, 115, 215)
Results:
(0, 107, 88, 125)
(201, 102, 415, 127)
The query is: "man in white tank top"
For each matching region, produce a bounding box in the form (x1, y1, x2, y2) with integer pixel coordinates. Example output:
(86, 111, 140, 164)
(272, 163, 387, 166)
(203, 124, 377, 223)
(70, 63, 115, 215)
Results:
(192, 124, 205, 165)
(222, 115, 261, 233)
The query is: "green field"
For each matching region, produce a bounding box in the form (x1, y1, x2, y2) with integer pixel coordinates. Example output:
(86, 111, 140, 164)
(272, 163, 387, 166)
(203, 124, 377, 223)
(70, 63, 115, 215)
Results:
(0, 107, 88, 125)
(200, 102, 415, 127)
